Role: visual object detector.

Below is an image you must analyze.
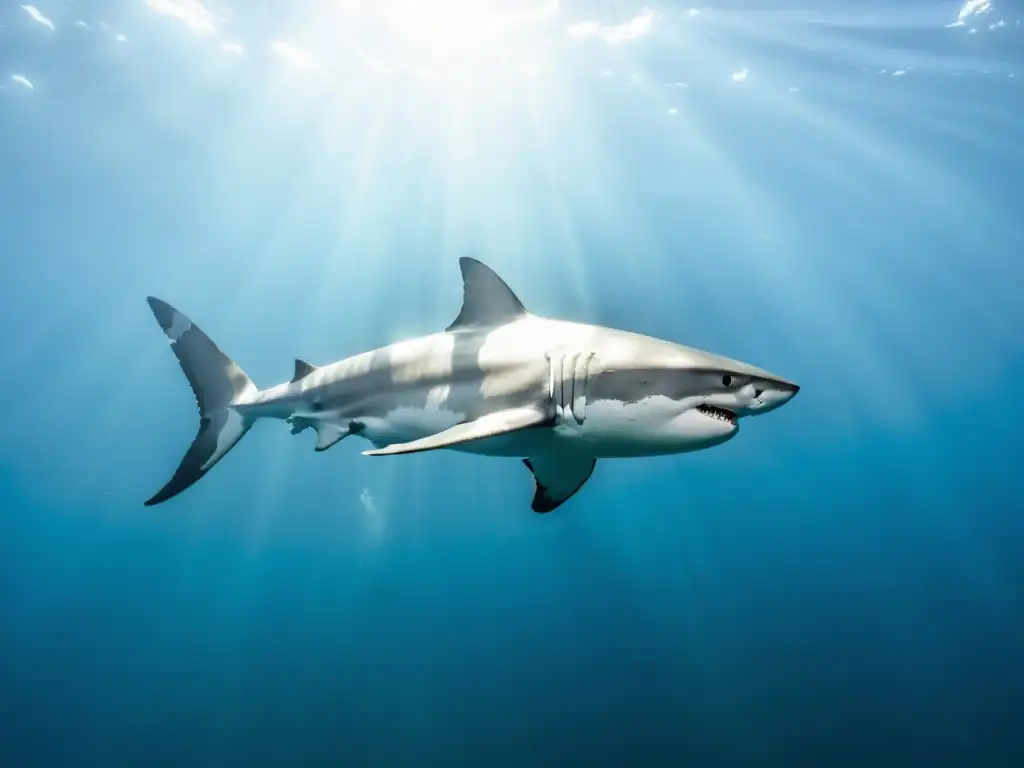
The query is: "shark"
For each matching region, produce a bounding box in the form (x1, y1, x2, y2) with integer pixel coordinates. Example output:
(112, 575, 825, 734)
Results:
(145, 257, 799, 512)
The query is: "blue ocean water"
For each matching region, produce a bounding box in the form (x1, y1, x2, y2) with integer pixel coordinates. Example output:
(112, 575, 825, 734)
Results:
(2, 1, 1022, 764)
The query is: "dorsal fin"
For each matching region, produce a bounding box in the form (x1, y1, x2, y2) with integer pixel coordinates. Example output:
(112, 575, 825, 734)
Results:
(446, 257, 528, 331)
(291, 358, 317, 383)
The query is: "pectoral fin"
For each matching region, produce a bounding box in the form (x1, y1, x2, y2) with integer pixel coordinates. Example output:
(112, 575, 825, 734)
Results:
(522, 453, 597, 513)
(363, 407, 548, 456)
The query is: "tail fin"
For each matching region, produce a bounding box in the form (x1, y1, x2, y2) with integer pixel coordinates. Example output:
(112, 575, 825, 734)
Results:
(145, 297, 258, 506)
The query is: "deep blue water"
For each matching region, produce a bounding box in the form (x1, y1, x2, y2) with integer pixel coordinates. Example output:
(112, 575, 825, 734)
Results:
(2, 1, 1023, 765)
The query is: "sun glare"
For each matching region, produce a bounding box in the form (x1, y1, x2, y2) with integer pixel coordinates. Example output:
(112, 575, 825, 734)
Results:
(383, 1, 509, 57)
(325, 0, 559, 80)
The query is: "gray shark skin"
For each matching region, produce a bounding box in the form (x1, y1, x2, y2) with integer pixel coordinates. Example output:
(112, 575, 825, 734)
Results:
(145, 258, 799, 512)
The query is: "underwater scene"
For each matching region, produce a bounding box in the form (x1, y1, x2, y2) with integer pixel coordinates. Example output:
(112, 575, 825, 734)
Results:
(1, 0, 1022, 765)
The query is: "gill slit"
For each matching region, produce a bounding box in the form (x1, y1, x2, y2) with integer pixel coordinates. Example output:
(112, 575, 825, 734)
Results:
(547, 351, 594, 426)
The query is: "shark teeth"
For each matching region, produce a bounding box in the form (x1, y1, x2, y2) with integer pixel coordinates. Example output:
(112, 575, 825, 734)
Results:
(696, 404, 737, 425)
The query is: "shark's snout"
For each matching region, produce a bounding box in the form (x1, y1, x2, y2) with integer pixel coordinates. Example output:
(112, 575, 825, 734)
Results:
(745, 382, 799, 417)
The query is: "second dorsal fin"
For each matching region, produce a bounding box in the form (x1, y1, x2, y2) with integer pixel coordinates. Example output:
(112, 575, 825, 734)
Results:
(291, 358, 317, 383)
(446, 257, 529, 331)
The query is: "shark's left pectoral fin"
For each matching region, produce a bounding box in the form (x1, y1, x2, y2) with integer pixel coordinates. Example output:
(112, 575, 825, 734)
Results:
(363, 407, 548, 456)
(523, 454, 597, 513)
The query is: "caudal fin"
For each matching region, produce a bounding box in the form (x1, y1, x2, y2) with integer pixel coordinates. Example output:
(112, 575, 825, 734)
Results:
(145, 297, 258, 506)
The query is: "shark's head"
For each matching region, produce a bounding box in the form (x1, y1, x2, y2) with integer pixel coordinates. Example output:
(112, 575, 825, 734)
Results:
(684, 354, 800, 437)
(654, 368, 797, 452)
(695, 368, 799, 417)
(546, 329, 800, 457)
(582, 347, 801, 456)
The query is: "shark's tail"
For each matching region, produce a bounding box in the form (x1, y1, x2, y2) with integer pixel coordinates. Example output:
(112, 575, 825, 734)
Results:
(145, 297, 259, 506)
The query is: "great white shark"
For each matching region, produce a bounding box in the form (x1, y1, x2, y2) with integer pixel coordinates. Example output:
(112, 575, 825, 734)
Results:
(145, 257, 799, 512)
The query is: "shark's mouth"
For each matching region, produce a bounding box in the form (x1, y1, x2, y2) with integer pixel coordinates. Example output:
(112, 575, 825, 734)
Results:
(696, 404, 738, 425)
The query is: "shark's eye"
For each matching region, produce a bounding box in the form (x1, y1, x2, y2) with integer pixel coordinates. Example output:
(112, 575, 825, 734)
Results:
(722, 374, 732, 387)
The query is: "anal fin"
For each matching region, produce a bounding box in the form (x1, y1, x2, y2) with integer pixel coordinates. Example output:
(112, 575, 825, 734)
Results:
(363, 407, 548, 456)
(523, 453, 597, 513)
